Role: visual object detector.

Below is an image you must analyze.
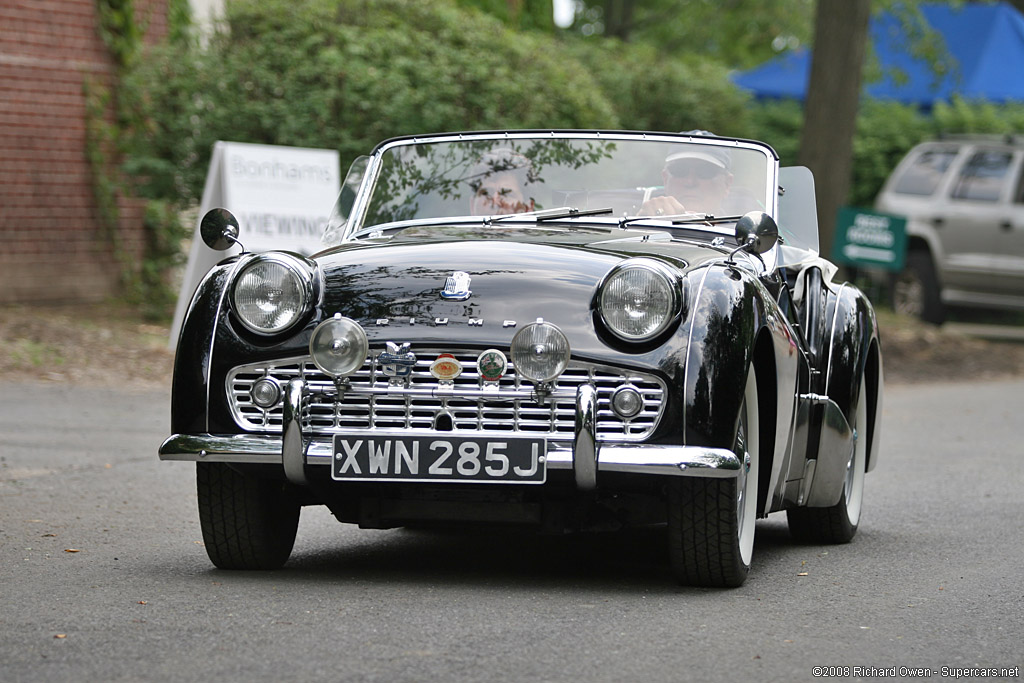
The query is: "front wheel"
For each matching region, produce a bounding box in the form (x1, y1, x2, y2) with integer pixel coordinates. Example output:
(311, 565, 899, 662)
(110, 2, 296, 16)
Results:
(197, 462, 300, 569)
(668, 366, 759, 587)
(787, 375, 868, 544)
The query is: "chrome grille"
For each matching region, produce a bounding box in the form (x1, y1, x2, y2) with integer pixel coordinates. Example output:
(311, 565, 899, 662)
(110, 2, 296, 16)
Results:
(227, 351, 666, 441)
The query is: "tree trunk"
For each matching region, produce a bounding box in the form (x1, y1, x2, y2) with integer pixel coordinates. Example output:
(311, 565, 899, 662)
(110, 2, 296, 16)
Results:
(797, 0, 870, 262)
(603, 0, 635, 40)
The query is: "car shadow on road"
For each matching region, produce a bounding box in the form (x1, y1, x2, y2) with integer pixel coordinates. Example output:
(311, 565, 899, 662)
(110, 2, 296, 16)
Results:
(238, 516, 822, 592)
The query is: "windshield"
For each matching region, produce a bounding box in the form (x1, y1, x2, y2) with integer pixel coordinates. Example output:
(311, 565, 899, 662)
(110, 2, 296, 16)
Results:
(331, 134, 777, 242)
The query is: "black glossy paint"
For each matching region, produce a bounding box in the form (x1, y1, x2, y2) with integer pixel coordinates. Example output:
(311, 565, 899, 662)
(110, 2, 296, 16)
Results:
(171, 221, 882, 509)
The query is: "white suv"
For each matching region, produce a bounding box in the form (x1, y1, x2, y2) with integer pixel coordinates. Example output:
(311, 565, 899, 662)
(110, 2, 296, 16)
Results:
(875, 135, 1024, 323)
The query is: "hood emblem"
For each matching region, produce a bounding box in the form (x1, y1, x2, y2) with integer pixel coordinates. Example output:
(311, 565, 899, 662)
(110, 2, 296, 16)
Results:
(477, 349, 508, 383)
(378, 342, 417, 383)
(441, 271, 472, 301)
(430, 354, 463, 382)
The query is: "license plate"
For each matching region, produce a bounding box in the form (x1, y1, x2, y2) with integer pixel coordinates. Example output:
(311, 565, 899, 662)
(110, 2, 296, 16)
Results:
(331, 435, 547, 484)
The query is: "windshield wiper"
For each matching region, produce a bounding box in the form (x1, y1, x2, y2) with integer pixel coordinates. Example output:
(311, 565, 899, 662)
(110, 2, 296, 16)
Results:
(490, 206, 614, 224)
(671, 214, 743, 225)
(617, 213, 744, 230)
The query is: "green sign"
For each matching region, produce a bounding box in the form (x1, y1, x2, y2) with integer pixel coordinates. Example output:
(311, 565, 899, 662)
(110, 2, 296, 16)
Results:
(832, 207, 907, 271)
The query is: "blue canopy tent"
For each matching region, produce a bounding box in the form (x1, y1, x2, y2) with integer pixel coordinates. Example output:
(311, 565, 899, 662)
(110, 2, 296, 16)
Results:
(733, 2, 1024, 106)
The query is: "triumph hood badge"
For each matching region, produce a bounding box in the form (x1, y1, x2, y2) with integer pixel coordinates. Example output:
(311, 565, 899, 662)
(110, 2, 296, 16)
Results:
(441, 271, 472, 300)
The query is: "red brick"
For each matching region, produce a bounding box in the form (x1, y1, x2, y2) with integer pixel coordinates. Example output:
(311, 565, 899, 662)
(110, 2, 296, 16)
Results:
(0, 0, 167, 304)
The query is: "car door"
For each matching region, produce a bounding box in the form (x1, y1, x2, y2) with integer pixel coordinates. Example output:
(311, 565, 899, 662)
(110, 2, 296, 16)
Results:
(989, 149, 1024, 298)
(935, 146, 1018, 299)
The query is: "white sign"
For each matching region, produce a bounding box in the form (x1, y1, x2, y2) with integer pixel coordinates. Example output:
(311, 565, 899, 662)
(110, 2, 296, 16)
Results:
(169, 141, 340, 346)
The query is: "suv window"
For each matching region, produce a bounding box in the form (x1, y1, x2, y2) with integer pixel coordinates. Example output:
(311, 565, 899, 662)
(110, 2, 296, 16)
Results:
(951, 150, 1014, 202)
(891, 148, 958, 196)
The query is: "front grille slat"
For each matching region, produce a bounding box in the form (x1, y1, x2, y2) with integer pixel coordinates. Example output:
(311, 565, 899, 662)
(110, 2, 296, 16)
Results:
(227, 351, 666, 441)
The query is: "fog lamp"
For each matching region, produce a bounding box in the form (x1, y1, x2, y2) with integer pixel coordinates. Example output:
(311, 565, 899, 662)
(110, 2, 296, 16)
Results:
(510, 320, 570, 383)
(309, 315, 368, 378)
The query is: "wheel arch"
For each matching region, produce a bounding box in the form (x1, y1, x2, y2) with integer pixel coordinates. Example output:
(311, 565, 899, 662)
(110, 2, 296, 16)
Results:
(863, 337, 884, 473)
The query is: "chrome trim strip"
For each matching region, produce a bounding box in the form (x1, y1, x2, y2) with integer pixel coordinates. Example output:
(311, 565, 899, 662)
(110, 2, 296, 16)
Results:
(282, 378, 307, 485)
(574, 384, 598, 490)
(824, 282, 847, 398)
(161, 434, 740, 479)
(158, 433, 282, 463)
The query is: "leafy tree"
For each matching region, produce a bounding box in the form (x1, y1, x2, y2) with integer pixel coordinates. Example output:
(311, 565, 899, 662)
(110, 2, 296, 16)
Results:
(455, 0, 555, 30)
(565, 0, 815, 68)
(798, 0, 871, 260)
(122, 0, 620, 204)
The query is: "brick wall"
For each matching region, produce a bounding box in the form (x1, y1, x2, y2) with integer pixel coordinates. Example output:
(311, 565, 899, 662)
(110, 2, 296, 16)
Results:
(0, 0, 167, 304)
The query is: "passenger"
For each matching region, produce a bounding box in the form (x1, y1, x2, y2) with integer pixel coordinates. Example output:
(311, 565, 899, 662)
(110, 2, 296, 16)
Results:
(468, 149, 536, 216)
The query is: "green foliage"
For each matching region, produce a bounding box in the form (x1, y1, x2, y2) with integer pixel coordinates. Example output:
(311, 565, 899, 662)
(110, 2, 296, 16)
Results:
(455, 0, 555, 31)
(166, 0, 195, 46)
(89, 0, 191, 318)
(124, 0, 619, 203)
(567, 0, 815, 69)
(113, 0, 1024, 320)
(563, 38, 753, 137)
(747, 96, 1024, 210)
(96, 0, 142, 68)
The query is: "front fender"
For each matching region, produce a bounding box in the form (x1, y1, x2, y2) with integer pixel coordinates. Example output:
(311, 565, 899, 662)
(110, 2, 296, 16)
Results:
(823, 282, 883, 473)
(682, 264, 767, 450)
(170, 260, 241, 435)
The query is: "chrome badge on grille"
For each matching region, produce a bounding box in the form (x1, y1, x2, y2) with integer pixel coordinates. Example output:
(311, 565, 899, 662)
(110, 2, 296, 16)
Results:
(378, 342, 417, 385)
(440, 271, 472, 300)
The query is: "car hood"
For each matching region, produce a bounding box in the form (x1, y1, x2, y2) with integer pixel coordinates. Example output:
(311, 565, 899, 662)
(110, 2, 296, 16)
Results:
(313, 225, 724, 353)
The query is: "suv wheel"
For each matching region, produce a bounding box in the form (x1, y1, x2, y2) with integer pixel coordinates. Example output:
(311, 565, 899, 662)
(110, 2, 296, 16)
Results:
(892, 250, 944, 325)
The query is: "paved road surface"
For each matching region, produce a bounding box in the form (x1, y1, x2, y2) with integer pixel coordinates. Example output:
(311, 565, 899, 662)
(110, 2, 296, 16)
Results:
(1, 380, 1021, 682)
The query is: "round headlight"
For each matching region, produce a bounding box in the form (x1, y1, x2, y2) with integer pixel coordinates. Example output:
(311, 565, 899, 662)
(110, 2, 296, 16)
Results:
(309, 316, 368, 378)
(510, 320, 570, 383)
(232, 256, 310, 334)
(598, 259, 680, 342)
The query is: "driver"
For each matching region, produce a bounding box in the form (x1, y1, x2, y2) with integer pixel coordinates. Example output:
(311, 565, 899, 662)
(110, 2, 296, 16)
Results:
(639, 141, 733, 217)
(468, 149, 536, 216)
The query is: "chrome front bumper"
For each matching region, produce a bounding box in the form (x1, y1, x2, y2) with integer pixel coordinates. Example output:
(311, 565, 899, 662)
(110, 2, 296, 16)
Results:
(160, 380, 742, 489)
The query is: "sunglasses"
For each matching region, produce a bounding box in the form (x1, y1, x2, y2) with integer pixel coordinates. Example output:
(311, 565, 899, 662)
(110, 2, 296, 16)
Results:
(666, 160, 724, 180)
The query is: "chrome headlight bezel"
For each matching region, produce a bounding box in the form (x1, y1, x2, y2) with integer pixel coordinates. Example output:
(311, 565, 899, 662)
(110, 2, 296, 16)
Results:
(230, 253, 316, 336)
(597, 258, 683, 343)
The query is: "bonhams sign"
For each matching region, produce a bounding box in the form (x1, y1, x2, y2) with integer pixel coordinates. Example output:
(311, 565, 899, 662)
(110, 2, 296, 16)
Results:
(170, 142, 340, 344)
(223, 143, 339, 252)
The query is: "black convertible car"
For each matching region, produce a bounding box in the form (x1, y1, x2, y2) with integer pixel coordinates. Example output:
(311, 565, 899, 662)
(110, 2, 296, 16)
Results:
(160, 130, 883, 587)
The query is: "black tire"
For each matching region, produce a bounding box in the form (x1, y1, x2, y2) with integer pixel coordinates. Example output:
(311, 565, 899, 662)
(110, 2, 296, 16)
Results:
(787, 375, 868, 544)
(197, 462, 300, 570)
(668, 367, 759, 587)
(892, 250, 944, 325)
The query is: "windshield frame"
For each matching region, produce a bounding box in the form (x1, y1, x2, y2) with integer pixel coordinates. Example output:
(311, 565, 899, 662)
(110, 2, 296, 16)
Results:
(334, 130, 782, 244)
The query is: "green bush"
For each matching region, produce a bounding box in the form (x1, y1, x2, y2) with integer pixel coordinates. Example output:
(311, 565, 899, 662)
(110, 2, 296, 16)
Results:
(123, 0, 620, 203)
(562, 38, 753, 137)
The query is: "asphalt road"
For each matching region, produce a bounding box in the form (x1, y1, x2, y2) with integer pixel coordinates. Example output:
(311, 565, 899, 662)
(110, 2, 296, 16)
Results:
(1, 379, 1022, 683)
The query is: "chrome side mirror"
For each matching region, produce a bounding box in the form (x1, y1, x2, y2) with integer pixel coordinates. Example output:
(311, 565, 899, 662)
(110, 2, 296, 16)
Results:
(200, 208, 242, 251)
(734, 211, 779, 255)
